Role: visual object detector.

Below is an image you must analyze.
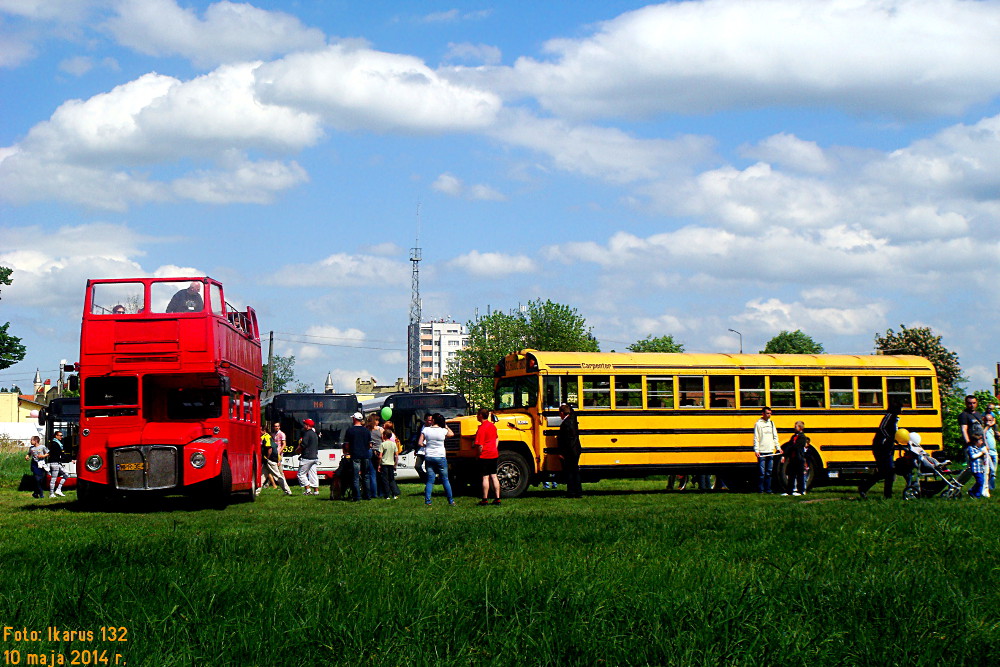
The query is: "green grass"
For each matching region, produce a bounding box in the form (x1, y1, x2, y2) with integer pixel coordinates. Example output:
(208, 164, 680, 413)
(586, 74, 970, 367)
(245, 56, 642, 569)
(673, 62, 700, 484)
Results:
(1, 453, 999, 666)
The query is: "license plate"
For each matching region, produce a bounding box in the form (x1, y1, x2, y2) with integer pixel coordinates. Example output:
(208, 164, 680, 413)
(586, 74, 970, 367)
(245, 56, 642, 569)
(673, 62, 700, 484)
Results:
(117, 462, 146, 471)
(828, 470, 839, 478)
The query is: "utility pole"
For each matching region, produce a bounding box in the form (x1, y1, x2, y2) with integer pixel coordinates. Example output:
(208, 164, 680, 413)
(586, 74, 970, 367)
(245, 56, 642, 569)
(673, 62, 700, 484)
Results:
(407, 205, 422, 391)
(266, 331, 274, 396)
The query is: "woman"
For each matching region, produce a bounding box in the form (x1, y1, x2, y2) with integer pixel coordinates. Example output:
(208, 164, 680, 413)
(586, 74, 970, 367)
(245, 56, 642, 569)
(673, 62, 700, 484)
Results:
(418, 413, 455, 505)
(365, 413, 384, 498)
(25, 435, 48, 499)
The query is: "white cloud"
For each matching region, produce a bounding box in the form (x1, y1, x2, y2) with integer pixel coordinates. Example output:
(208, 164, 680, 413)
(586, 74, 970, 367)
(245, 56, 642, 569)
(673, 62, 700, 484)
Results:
(444, 42, 501, 65)
(491, 110, 716, 184)
(432, 172, 506, 201)
(106, 0, 326, 68)
(255, 43, 501, 134)
(735, 297, 887, 337)
(0, 0, 94, 21)
(494, 0, 1000, 119)
(740, 133, 833, 174)
(0, 64, 322, 208)
(362, 242, 403, 257)
(419, 8, 492, 23)
(270, 253, 409, 287)
(448, 250, 537, 277)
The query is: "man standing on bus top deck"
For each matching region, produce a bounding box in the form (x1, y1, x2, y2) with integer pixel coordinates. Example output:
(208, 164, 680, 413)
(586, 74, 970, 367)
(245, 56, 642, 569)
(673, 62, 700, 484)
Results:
(47, 430, 70, 498)
(296, 419, 320, 496)
(753, 407, 780, 493)
(858, 401, 903, 499)
(345, 412, 373, 501)
(165, 281, 204, 313)
(557, 404, 583, 498)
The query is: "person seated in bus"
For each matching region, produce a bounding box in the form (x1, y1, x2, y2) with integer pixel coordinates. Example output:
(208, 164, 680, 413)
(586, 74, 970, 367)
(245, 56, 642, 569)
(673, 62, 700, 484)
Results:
(165, 281, 204, 313)
(111, 304, 126, 315)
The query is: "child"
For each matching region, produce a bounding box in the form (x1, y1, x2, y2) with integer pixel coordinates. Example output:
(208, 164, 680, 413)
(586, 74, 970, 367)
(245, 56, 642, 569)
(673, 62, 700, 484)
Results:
(379, 427, 401, 500)
(781, 421, 808, 496)
(967, 435, 988, 498)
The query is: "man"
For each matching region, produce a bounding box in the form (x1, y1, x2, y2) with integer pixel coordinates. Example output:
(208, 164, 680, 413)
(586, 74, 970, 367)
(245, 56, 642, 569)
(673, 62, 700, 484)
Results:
(859, 401, 903, 499)
(25, 435, 48, 499)
(344, 412, 373, 501)
(165, 281, 204, 313)
(753, 406, 780, 493)
(557, 403, 583, 498)
(474, 408, 501, 505)
(958, 395, 985, 450)
(261, 425, 291, 495)
(47, 430, 70, 498)
(295, 418, 320, 495)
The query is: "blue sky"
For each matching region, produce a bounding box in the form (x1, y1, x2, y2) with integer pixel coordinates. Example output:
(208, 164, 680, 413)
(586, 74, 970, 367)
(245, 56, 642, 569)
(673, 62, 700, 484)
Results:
(2, 0, 1000, 393)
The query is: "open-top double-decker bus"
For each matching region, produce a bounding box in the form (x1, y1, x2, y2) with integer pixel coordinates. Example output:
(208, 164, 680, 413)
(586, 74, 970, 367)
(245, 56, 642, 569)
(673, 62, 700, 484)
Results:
(445, 350, 942, 497)
(75, 277, 262, 506)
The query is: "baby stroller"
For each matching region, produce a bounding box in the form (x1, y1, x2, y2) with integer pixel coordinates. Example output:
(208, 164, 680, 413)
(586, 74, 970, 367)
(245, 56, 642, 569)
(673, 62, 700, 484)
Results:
(896, 431, 964, 500)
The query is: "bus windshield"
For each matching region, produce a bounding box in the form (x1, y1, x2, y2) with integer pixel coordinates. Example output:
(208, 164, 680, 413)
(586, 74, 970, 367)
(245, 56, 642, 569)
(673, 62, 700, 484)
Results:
(494, 377, 538, 410)
(266, 394, 359, 453)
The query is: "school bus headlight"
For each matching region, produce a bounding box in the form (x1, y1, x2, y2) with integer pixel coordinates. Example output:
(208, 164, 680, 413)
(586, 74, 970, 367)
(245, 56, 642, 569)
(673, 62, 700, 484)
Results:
(85, 455, 103, 472)
(190, 451, 206, 469)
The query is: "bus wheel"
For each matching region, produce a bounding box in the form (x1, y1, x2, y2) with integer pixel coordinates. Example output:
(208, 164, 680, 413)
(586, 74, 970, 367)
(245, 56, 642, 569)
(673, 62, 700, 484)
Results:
(805, 448, 825, 490)
(496, 450, 530, 498)
(76, 479, 104, 508)
(213, 455, 233, 507)
(246, 455, 258, 502)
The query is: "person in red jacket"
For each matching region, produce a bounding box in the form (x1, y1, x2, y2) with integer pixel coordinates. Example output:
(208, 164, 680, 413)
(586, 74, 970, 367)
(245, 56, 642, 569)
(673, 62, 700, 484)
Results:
(475, 408, 501, 505)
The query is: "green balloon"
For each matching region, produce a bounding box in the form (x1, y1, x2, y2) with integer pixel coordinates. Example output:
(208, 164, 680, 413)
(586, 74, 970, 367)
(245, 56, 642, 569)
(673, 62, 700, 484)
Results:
(380, 406, 392, 421)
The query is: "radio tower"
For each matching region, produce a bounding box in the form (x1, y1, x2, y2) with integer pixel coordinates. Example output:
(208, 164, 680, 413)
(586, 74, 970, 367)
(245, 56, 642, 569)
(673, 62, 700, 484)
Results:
(407, 206, 422, 390)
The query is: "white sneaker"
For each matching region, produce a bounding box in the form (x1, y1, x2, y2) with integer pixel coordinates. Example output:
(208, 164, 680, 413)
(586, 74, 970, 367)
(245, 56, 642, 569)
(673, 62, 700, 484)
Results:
(49, 492, 55, 498)
(780, 493, 789, 496)
(54, 490, 65, 497)
(792, 492, 801, 496)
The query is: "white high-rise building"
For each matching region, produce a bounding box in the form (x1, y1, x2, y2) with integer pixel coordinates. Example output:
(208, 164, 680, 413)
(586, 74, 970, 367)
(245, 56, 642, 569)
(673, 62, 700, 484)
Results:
(419, 320, 468, 382)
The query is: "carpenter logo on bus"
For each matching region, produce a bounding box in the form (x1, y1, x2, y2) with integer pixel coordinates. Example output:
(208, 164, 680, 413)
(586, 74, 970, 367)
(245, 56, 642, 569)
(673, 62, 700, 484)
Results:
(581, 363, 613, 370)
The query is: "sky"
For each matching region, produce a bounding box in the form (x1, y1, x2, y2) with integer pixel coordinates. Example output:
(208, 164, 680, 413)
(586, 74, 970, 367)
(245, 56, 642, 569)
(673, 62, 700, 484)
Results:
(2, 0, 1000, 394)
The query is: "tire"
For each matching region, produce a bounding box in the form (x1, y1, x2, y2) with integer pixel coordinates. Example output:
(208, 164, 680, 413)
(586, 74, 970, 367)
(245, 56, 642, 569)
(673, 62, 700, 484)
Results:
(903, 485, 919, 500)
(496, 450, 530, 498)
(213, 455, 233, 507)
(246, 455, 258, 502)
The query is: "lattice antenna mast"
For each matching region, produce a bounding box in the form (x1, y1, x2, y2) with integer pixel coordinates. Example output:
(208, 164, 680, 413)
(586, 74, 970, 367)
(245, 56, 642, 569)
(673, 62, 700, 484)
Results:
(407, 205, 422, 389)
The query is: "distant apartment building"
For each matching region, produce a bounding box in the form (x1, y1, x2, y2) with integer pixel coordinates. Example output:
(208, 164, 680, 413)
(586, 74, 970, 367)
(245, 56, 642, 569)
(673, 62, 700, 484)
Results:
(419, 320, 468, 383)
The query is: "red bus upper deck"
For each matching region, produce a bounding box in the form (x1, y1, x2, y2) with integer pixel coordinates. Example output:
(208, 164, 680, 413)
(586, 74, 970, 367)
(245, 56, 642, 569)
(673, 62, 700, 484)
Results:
(76, 277, 263, 505)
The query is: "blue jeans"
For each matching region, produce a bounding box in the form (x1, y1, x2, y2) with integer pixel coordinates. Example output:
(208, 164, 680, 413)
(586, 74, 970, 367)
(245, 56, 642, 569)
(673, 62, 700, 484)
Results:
(424, 456, 453, 504)
(970, 471, 985, 498)
(352, 458, 372, 500)
(757, 455, 775, 493)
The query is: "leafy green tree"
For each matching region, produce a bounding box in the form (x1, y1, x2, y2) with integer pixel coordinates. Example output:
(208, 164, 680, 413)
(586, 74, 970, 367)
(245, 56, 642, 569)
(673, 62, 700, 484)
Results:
(761, 330, 824, 354)
(448, 299, 599, 408)
(0, 267, 26, 371)
(874, 325, 964, 398)
(262, 354, 298, 394)
(627, 334, 685, 353)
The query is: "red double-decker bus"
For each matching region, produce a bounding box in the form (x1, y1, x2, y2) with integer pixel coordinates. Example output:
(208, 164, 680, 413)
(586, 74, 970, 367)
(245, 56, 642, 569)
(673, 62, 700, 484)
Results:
(75, 277, 263, 506)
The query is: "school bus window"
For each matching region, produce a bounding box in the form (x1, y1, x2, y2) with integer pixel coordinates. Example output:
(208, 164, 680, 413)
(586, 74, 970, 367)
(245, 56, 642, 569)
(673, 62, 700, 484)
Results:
(678, 376, 704, 408)
(769, 376, 795, 408)
(886, 377, 912, 408)
(708, 376, 735, 408)
(799, 376, 825, 408)
(739, 376, 765, 408)
(647, 377, 674, 408)
(495, 377, 538, 409)
(614, 377, 642, 408)
(830, 376, 854, 408)
(543, 376, 578, 409)
(858, 377, 882, 407)
(915, 377, 934, 407)
(581, 376, 611, 408)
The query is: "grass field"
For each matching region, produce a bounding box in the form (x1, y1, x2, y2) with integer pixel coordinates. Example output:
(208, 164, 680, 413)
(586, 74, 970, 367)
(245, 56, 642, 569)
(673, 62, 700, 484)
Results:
(2, 451, 999, 667)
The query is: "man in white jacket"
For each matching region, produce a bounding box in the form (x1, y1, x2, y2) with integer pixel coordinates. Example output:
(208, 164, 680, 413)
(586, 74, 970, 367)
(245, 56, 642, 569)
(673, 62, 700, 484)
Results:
(753, 406, 780, 493)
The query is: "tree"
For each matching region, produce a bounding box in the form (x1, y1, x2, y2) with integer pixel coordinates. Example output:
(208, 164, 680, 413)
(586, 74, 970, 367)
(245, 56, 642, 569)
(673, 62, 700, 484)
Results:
(874, 325, 964, 398)
(0, 267, 26, 371)
(627, 334, 685, 353)
(262, 354, 297, 394)
(761, 330, 824, 354)
(447, 299, 599, 408)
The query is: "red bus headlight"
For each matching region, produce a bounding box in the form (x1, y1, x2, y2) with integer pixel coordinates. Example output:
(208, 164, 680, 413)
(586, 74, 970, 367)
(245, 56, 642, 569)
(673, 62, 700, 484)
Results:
(85, 455, 103, 472)
(190, 451, 206, 469)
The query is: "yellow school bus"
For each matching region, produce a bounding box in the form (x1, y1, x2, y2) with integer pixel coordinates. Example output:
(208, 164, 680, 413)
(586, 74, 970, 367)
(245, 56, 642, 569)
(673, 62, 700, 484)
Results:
(445, 350, 941, 497)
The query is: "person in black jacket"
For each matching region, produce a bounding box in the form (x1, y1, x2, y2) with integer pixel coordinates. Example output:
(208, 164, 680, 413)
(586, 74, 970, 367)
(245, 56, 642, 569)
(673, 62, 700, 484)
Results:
(47, 430, 70, 498)
(781, 421, 808, 496)
(557, 404, 583, 498)
(859, 401, 903, 499)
